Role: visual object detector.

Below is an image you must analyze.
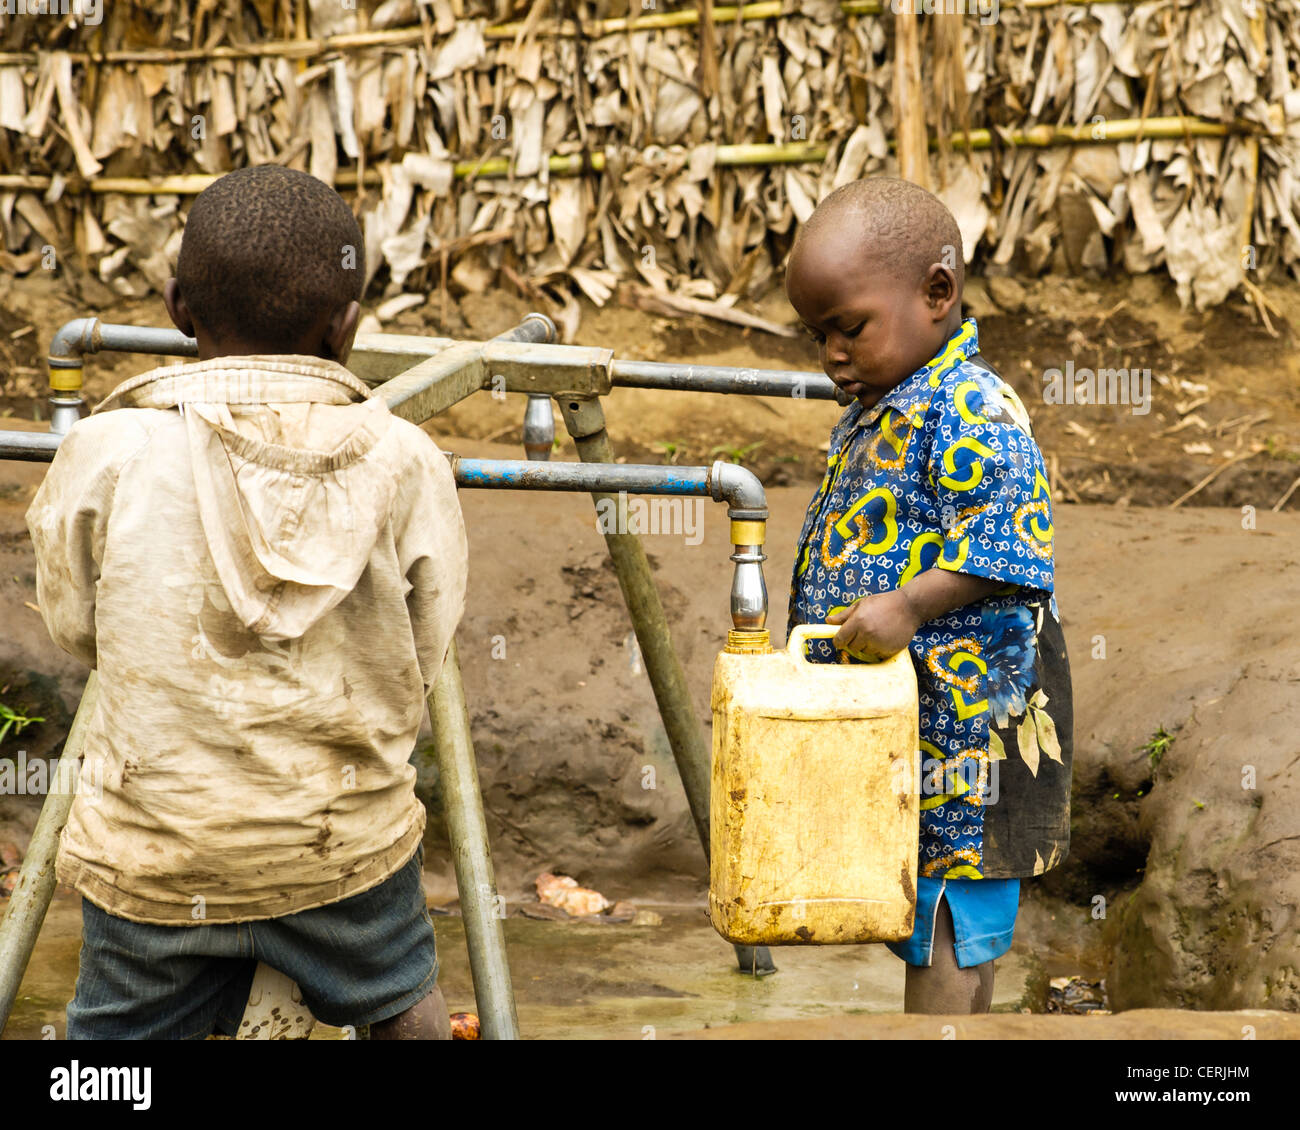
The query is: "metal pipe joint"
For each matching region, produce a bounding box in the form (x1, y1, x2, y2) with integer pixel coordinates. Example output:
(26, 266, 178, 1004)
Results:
(708, 461, 769, 640)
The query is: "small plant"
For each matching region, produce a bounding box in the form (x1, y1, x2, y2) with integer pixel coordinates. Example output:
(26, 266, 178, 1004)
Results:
(709, 441, 764, 466)
(0, 701, 44, 745)
(1264, 435, 1300, 462)
(1141, 726, 1174, 770)
(652, 438, 687, 465)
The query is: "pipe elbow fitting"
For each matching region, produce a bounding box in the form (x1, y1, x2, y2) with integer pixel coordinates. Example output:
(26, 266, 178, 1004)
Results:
(48, 317, 100, 369)
(709, 460, 768, 520)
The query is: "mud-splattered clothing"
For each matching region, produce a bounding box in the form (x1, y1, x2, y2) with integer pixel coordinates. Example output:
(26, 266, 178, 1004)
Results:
(789, 319, 1073, 880)
(28, 356, 467, 924)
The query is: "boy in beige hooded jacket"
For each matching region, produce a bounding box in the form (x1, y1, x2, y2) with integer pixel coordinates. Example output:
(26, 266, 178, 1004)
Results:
(27, 167, 467, 1039)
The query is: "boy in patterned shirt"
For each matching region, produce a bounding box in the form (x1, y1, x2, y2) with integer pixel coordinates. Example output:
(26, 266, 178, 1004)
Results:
(786, 178, 1073, 1013)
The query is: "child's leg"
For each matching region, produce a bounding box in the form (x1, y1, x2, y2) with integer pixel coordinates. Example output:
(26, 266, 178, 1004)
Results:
(370, 985, 451, 1040)
(903, 898, 995, 1014)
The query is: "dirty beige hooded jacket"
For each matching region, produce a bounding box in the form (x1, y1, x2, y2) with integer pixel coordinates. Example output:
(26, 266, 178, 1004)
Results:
(26, 356, 467, 924)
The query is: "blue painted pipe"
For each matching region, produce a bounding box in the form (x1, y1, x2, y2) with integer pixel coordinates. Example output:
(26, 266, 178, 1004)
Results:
(453, 457, 710, 498)
(0, 436, 765, 516)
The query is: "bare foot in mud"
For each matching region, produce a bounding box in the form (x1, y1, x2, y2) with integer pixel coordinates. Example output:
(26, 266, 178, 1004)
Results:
(369, 986, 452, 1040)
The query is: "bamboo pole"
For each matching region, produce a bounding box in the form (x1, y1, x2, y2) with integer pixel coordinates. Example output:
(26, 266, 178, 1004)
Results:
(0, 0, 1174, 66)
(0, 117, 1267, 198)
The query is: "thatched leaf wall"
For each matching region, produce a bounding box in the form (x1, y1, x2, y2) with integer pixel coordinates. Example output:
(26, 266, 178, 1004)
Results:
(0, 1, 1296, 329)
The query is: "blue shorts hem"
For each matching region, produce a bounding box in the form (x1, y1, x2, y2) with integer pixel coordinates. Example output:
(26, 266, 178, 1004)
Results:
(952, 927, 1015, 968)
(886, 875, 1020, 969)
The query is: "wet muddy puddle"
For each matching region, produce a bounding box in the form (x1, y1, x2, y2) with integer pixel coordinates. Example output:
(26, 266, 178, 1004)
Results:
(4, 890, 1042, 1039)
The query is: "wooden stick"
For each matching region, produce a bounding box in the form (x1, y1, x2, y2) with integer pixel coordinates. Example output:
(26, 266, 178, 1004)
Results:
(618, 282, 796, 337)
(433, 228, 515, 256)
(500, 262, 546, 301)
(1240, 276, 1278, 338)
(1168, 448, 1262, 509)
(1053, 459, 1084, 505)
(1271, 474, 1300, 513)
(440, 246, 449, 330)
(891, 7, 930, 190)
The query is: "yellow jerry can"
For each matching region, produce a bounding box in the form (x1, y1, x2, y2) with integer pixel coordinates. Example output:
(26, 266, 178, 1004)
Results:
(709, 625, 920, 946)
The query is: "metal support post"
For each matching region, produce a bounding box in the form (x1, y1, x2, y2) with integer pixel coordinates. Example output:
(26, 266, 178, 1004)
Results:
(425, 640, 519, 1040)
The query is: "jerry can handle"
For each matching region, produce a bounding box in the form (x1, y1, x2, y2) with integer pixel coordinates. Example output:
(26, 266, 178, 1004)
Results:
(787, 623, 842, 659)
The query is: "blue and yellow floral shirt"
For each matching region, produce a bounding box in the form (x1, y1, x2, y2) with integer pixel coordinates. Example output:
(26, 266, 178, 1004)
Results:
(789, 318, 1073, 881)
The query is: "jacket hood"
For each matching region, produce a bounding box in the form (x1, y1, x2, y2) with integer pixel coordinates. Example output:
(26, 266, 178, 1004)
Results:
(96, 355, 402, 641)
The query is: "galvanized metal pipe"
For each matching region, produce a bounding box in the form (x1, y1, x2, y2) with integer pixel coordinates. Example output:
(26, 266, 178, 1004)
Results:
(48, 319, 198, 363)
(0, 430, 773, 636)
(44, 316, 832, 408)
(492, 312, 556, 346)
(45, 313, 552, 363)
(612, 359, 837, 401)
(495, 316, 558, 460)
(522, 396, 554, 460)
(0, 431, 61, 462)
(455, 457, 707, 498)
(453, 457, 765, 515)
(452, 457, 770, 633)
(710, 461, 770, 515)
(46, 318, 198, 437)
(0, 671, 98, 1032)
(425, 641, 519, 1041)
(410, 313, 545, 1039)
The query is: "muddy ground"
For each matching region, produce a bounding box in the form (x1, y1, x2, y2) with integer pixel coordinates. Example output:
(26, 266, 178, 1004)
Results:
(1, 270, 1299, 1021)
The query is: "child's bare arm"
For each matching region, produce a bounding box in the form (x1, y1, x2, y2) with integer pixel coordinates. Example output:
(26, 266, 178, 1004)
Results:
(825, 569, 1004, 661)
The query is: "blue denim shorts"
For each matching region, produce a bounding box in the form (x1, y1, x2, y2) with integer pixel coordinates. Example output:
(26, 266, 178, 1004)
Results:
(885, 876, 1020, 969)
(66, 845, 438, 1039)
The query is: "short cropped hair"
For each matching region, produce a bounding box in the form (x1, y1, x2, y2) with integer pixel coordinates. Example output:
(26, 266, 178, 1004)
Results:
(176, 166, 365, 347)
(795, 177, 965, 293)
